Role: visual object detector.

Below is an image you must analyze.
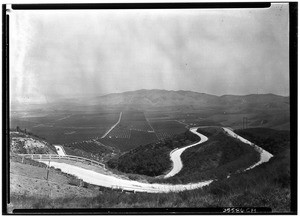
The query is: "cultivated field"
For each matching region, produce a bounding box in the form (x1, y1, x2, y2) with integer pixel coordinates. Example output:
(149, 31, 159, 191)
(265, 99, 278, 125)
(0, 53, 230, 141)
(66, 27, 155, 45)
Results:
(10, 111, 120, 144)
(145, 106, 290, 131)
(98, 110, 159, 152)
(62, 140, 114, 162)
(117, 110, 153, 132)
(149, 120, 187, 140)
(100, 130, 158, 152)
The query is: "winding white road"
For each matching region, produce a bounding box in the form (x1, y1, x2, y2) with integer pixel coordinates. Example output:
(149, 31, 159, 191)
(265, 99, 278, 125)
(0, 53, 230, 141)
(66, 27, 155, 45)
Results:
(101, 112, 122, 139)
(222, 127, 273, 171)
(47, 161, 213, 193)
(44, 126, 273, 193)
(164, 127, 208, 178)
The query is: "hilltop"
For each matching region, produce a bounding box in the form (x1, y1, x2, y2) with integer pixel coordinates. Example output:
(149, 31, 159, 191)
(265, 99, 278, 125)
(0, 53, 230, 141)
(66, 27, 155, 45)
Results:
(10, 130, 57, 155)
(10, 89, 289, 112)
(94, 89, 289, 110)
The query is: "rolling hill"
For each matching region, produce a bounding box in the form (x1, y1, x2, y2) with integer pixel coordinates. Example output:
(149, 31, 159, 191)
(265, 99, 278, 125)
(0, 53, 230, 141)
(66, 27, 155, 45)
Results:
(95, 90, 289, 109)
(11, 89, 289, 112)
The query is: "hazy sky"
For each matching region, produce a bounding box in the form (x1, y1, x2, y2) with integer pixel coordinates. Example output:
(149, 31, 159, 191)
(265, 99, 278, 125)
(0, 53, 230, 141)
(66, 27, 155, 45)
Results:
(10, 3, 289, 104)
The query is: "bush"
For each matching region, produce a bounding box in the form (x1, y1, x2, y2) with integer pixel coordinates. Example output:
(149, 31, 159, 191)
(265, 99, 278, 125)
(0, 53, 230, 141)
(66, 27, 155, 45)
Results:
(68, 178, 81, 187)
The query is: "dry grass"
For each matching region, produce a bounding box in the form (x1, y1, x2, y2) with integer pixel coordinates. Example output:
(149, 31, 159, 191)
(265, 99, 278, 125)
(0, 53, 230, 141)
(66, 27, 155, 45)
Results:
(10, 161, 101, 203)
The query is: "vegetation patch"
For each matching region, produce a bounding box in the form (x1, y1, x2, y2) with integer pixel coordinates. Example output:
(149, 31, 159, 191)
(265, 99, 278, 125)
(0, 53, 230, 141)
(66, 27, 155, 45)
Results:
(63, 141, 113, 162)
(234, 128, 290, 155)
(10, 129, 57, 154)
(149, 120, 187, 140)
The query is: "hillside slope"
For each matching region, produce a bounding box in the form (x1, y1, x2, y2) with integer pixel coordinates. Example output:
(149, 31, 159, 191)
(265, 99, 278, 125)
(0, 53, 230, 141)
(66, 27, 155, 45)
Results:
(10, 131, 57, 154)
(9, 155, 101, 211)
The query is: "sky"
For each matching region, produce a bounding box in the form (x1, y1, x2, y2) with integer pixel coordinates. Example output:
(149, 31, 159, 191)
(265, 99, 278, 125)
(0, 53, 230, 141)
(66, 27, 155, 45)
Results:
(10, 3, 289, 104)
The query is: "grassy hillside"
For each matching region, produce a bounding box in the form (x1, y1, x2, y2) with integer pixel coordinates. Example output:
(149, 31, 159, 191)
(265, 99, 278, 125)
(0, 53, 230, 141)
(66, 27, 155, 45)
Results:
(9, 155, 102, 211)
(234, 128, 290, 155)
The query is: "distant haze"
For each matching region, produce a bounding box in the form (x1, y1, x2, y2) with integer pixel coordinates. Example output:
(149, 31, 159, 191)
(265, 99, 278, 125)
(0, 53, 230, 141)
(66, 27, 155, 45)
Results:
(10, 3, 289, 105)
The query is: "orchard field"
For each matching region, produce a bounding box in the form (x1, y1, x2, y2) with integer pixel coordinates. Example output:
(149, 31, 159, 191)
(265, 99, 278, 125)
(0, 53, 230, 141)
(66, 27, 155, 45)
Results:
(10, 111, 120, 144)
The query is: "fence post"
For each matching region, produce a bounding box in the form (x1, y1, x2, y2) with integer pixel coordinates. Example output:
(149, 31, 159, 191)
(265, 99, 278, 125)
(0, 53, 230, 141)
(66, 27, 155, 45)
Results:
(46, 159, 51, 181)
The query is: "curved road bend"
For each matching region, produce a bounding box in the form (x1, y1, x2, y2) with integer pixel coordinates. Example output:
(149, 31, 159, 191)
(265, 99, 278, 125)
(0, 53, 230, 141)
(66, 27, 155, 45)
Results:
(165, 127, 273, 179)
(164, 127, 208, 178)
(47, 161, 213, 193)
(101, 112, 122, 139)
(222, 127, 273, 171)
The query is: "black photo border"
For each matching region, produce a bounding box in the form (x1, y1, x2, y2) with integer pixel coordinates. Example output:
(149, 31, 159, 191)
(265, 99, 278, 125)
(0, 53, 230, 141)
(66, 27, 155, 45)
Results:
(2, 2, 297, 215)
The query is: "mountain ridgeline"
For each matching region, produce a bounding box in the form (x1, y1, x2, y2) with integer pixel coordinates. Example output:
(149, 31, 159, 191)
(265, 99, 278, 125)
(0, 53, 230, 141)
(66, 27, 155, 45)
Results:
(94, 89, 289, 110)
(11, 89, 289, 112)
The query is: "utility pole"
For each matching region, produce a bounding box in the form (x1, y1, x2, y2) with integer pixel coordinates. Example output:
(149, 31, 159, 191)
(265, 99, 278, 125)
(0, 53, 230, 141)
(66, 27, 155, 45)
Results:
(46, 158, 51, 181)
(243, 117, 248, 129)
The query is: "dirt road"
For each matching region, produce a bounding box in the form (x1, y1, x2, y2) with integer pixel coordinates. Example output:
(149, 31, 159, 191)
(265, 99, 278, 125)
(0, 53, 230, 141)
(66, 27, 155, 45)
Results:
(101, 112, 122, 138)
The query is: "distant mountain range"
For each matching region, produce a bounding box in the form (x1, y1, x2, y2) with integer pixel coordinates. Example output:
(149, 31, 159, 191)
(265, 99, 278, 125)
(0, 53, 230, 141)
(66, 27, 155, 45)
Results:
(93, 89, 289, 109)
(11, 89, 290, 111)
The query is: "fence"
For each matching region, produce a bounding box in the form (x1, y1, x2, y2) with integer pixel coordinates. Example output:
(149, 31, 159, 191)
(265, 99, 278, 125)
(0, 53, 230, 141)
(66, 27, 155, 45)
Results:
(17, 154, 106, 169)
